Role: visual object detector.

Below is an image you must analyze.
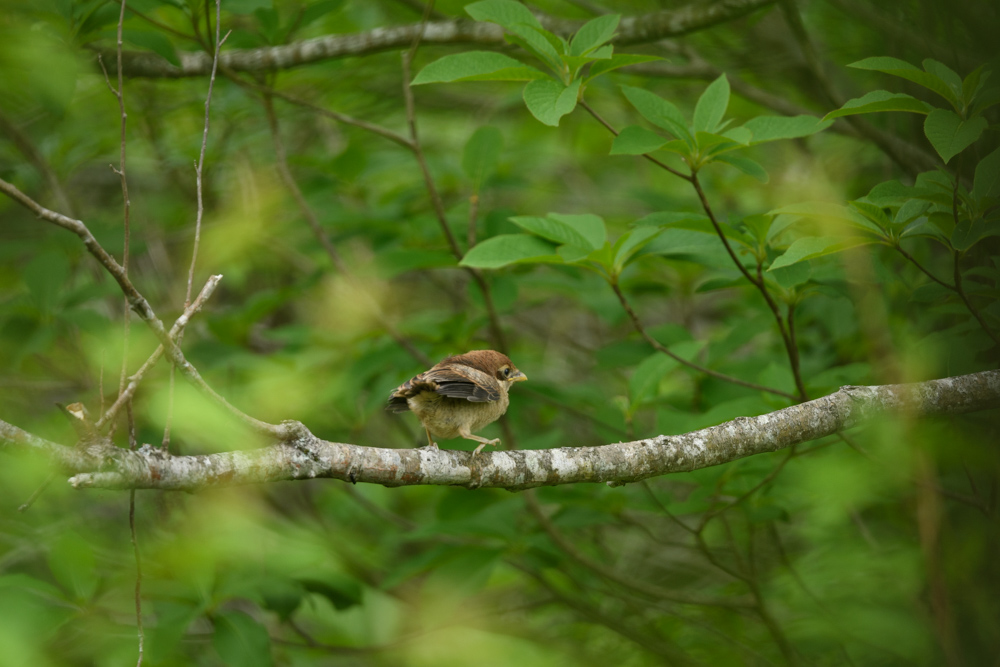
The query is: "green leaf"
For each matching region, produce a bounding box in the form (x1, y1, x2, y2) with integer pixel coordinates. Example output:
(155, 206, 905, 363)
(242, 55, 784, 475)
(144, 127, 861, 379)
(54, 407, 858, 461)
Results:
(610, 125, 667, 155)
(124, 29, 180, 67)
(630, 352, 678, 405)
(923, 109, 987, 163)
(620, 85, 692, 145)
(557, 244, 592, 263)
(548, 213, 607, 250)
(973, 147, 1000, 201)
(743, 115, 832, 143)
(768, 236, 876, 270)
(505, 23, 563, 70)
(412, 52, 547, 84)
(212, 611, 272, 667)
(848, 200, 891, 232)
(466, 0, 543, 30)
(741, 214, 773, 244)
(459, 234, 559, 268)
(770, 261, 811, 288)
(722, 126, 753, 145)
(823, 90, 933, 120)
(695, 131, 741, 151)
(922, 58, 963, 101)
(297, 0, 344, 30)
(635, 212, 752, 250)
(523, 78, 581, 126)
(715, 154, 768, 182)
(693, 74, 729, 133)
(463, 126, 504, 188)
(848, 56, 960, 109)
(300, 575, 363, 610)
(769, 201, 886, 237)
(510, 215, 593, 249)
(894, 199, 931, 225)
(570, 14, 619, 56)
(613, 227, 663, 271)
(586, 54, 662, 81)
(971, 80, 1000, 117)
(900, 217, 950, 245)
(951, 217, 996, 252)
(962, 65, 987, 106)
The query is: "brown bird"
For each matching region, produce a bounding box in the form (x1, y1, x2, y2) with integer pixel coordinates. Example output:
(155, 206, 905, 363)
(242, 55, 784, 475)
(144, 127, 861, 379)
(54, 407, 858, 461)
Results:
(387, 350, 527, 456)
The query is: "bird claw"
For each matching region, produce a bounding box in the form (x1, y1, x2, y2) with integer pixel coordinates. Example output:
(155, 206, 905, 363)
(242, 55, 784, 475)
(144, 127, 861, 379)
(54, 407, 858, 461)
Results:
(420, 441, 439, 450)
(470, 438, 501, 459)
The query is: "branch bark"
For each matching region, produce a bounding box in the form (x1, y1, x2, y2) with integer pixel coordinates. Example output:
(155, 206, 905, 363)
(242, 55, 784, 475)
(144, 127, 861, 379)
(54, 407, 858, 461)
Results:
(3, 369, 996, 492)
(101, 0, 775, 78)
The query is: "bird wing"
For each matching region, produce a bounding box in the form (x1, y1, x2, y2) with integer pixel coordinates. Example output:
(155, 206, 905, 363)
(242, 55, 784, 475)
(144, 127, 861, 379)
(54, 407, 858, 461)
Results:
(422, 363, 500, 402)
(386, 363, 500, 412)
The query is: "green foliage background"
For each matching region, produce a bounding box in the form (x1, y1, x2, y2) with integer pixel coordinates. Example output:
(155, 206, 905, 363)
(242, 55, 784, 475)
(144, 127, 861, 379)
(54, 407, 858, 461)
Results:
(0, 0, 998, 664)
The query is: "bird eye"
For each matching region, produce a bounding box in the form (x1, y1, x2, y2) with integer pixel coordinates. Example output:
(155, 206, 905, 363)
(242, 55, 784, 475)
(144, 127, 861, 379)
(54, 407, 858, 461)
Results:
(502, 367, 511, 378)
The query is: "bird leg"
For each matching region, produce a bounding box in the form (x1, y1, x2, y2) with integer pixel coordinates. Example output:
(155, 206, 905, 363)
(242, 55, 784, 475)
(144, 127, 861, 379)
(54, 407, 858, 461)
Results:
(460, 430, 501, 458)
(421, 427, 439, 450)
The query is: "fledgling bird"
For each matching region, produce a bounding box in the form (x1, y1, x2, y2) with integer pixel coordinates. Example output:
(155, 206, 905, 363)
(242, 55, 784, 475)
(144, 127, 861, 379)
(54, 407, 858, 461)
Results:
(387, 350, 527, 456)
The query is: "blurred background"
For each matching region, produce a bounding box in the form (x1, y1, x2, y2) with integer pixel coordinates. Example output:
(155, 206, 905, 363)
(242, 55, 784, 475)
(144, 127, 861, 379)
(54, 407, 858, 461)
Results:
(0, 0, 998, 664)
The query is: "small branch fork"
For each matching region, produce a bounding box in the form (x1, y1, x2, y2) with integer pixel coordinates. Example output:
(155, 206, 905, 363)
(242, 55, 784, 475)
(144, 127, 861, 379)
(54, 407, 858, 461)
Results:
(0, 177, 300, 441)
(579, 100, 809, 401)
(1, 369, 995, 492)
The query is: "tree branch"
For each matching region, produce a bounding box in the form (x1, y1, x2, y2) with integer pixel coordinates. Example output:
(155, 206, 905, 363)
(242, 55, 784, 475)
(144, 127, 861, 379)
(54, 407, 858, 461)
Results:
(0, 177, 298, 441)
(100, 0, 775, 78)
(3, 369, 995, 492)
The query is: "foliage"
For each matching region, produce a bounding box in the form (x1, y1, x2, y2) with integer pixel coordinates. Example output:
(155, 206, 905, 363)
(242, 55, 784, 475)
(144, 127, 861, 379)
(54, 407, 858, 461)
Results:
(0, 0, 998, 665)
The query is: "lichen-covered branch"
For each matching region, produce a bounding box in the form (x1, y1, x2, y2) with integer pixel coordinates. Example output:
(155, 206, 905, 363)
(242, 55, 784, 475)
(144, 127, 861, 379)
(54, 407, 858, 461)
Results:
(104, 0, 775, 78)
(2, 369, 996, 493)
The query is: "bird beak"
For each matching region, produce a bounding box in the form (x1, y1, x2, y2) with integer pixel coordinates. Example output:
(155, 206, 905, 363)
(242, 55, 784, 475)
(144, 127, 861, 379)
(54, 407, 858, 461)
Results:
(511, 371, 527, 382)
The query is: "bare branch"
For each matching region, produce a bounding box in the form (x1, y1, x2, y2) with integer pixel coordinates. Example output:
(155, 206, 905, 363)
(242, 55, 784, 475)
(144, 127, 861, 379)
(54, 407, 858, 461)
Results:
(0, 178, 295, 441)
(97, 275, 223, 431)
(1, 369, 993, 492)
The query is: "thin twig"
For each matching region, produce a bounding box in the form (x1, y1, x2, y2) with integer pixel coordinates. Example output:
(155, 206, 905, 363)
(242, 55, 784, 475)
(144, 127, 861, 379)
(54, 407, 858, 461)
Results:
(108, 2, 143, 662)
(693, 173, 805, 399)
(400, 14, 508, 352)
(580, 94, 807, 399)
(186, 3, 228, 307)
(610, 281, 797, 400)
(260, 93, 432, 367)
(97, 275, 224, 431)
(0, 178, 295, 440)
(247, 84, 415, 149)
(579, 99, 691, 181)
(524, 490, 752, 608)
(894, 244, 955, 291)
(953, 252, 1000, 346)
(467, 193, 479, 249)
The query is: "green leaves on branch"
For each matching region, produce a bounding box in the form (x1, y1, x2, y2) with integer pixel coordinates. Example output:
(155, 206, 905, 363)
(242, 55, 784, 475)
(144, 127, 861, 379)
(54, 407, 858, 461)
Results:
(824, 57, 996, 164)
(824, 90, 933, 119)
(614, 77, 830, 179)
(413, 0, 664, 126)
(460, 212, 663, 281)
(411, 52, 547, 84)
(524, 78, 581, 126)
(923, 110, 987, 164)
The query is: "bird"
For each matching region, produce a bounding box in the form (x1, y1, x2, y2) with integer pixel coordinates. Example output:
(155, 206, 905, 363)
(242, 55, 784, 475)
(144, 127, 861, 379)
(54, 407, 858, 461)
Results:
(387, 350, 527, 457)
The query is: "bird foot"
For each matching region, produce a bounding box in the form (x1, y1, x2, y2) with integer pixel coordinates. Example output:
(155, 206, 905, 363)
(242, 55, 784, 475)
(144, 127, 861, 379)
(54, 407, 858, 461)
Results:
(420, 441, 439, 450)
(470, 438, 501, 459)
